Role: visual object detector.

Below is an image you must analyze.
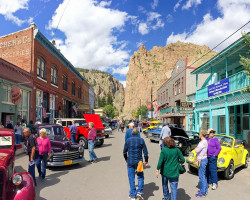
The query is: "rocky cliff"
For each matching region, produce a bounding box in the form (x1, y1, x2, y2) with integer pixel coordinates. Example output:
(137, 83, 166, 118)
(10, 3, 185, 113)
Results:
(77, 69, 125, 115)
(122, 41, 217, 119)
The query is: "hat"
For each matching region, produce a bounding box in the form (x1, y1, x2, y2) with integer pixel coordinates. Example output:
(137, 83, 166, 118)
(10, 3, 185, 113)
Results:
(129, 122, 135, 127)
(58, 119, 62, 122)
(207, 128, 216, 134)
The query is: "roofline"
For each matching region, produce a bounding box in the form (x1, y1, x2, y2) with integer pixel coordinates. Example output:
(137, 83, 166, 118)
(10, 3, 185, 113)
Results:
(34, 29, 84, 81)
(191, 32, 250, 74)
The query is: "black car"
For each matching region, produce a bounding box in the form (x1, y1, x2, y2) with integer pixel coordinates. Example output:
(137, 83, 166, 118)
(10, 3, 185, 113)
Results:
(170, 128, 200, 155)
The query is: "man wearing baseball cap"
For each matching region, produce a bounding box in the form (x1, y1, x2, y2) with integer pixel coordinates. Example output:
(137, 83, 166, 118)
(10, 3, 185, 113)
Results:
(125, 122, 141, 142)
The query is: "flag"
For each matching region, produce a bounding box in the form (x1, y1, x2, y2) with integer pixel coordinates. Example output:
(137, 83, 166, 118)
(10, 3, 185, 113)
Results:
(164, 103, 169, 109)
(154, 104, 159, 115)
(73, 103, 78, 114)
(42, 102, 47, 118)
(147, 100, 151, 110)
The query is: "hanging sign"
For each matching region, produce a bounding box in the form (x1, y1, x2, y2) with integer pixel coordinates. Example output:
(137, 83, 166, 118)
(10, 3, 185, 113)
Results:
(208, 78, 229, 97)
(10, 86, 22, 105)
(147, 100, 151, 110)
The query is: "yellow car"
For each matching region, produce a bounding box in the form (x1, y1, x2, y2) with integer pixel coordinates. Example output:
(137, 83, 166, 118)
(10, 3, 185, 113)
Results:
(186, 134, 249, 180)
(143, 121, 162, 133)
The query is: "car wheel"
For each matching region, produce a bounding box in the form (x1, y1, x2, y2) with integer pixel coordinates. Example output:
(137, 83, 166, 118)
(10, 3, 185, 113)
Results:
(244, 154, 249, 168)
(188, 164, 197, 173)
(96, 139, 104, 147)
(78, 136, 88, 149)
(185, 146, 191, 156)
(105, 134, 109, 138)
(223, 160, 234, 180)
(150, 139, 154, 143)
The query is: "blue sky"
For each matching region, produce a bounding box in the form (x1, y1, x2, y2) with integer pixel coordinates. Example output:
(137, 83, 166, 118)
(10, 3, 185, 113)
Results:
(0, 0, 249, 87)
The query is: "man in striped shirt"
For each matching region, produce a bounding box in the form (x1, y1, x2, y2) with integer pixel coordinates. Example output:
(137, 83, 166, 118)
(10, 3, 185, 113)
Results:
(123, 128, 149, 200)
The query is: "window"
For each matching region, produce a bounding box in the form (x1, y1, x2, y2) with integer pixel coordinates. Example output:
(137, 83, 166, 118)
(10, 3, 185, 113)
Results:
(182, 77, 184, 93)
(175, 79, 180, 95)
(37, 57, 46, 79)
(51, 67, 58, 85)
(2, 84, 12, 103)
(17, 90, 29, 122)
(165, 89, 168, 101)
(78, 87, 81, 99)
(63, 75, 68, 91)
(50, 94, 55, 123)
(72, 82, 75, 96)
(173, 84, 174, 96)
(36, 90, 43, 121)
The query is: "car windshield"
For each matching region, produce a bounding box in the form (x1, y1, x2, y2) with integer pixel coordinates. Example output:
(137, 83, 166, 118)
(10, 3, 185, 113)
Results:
(53, 127, 65, 136)
(152, 123, 163, 129)
(214, 135, 234, 148)
(74, 120, 87, 126)
(186, 131, 199, 139)
(0, 135, 12, 148)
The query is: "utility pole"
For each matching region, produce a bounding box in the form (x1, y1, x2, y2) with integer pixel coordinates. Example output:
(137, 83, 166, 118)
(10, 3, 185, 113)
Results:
(151, 83, 153, 119)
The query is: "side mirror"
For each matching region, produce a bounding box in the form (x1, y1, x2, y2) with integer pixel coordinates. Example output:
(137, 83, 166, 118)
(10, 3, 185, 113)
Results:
(14, 144, 22, 151)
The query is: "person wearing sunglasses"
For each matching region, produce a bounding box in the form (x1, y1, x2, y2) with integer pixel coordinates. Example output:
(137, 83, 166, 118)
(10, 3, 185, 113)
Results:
(206, 128, 221, 190)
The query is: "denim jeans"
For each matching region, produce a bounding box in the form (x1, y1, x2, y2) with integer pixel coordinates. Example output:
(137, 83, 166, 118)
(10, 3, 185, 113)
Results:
(207, 156, 218, 184)
(15, 134, 21, 144)
(35, 155, 47, 179)
(161, 175, 179, 200)
(199, 158, 208, 195)
(28, 159, 36, 185)
(71, 133, 76, 143)
(88, 140, 98, 161)
(127, 164, 144, 198)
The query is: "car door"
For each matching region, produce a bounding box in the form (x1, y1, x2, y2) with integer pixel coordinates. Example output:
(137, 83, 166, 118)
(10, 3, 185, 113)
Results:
(233, 142, 244, 166)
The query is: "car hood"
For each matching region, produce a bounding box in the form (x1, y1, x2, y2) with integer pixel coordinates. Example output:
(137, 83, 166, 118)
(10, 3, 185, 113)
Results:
(84, 114, 104, 129)
(170, 128, 189, 139)
(0, 149, 13, 167)
(149, 129, 161, 134)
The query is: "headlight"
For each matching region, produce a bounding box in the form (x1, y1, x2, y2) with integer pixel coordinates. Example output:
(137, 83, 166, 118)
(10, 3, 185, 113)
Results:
(179, 143, 182, 148)
(12, 174, 23, 186)
(189, 152, 194, 159)
(218, 157, 225, 165)
(78, 146, 84, 153)
(102, 130, 105, 133)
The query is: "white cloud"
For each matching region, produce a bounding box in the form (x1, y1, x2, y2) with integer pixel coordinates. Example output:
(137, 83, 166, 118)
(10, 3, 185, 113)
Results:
(112, 66, 129, 75)
(136, 40, 146, 48)
(166, 14, 174, 23)
(47, 0, 130, 72)
(151, 0, 159, 9)
(0, 0, 31, 26)
(174, 0, 182, 12)
(120, 80, 126, 88)
(138, 11, 164, 35)
(182, 0, 202, 10)
(166, 0, 250, 51)
(99, 1, 112, 7)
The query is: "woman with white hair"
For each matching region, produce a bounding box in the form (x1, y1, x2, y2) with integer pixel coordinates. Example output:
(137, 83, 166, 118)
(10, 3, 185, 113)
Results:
(36, 128, 51, 182)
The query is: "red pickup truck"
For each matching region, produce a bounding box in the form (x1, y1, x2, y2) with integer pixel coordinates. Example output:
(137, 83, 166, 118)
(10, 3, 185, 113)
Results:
(55, 114, 105, 149)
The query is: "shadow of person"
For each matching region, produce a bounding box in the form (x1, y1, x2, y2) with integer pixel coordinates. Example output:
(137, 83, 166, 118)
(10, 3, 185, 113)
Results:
(95, 143, 112, 148)
(143, 182, 159, 200)
(177, 188, 191, 200)
(97, 156, 111, 162)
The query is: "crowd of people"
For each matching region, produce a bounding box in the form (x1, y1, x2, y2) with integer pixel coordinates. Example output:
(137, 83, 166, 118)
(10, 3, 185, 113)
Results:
(122, 122, 222, 200)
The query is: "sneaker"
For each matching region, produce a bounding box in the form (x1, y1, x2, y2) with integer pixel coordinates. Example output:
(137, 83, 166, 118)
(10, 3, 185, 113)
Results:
(93, 159, 98, 163)
(136, 193, 144, 200)
(212, 183, 218, 190)
(195, 192, 206, 198)
(88, 160, 93, 163)
(41, 178, 45, 182)
(129, 195, 136, 200)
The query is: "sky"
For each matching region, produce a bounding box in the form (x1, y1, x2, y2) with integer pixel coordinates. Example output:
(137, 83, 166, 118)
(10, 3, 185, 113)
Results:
(0, 0, 250, 88)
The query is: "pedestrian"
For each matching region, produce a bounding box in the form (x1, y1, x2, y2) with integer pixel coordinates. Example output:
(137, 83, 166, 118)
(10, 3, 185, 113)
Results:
(206, 128, 221, 190)
(125, 120, 129, 130)
(125, 122, 141, 141)
(36, 128, 51, 182)
(195, 130, 208, 198)
(121, 120, 125, 133)
(160, 123, 171, 149)
(87, 122, 98, 163)
(27, 120, 34, 130)
(0, 122, 4, 128)
(70, 120, 77, 143)
(6, 120, 13, 129)
(156, 137, 185, 200)
(123, 128, 149, 200)
(35, 118, 42, 125)
(138, 121, 142, 133)
(117, 120, 121, 132)
(21, 119, 27, 129)
(14, 122, 23, 144)
(57, 119, 63, 126)
(23, 128, 39, 186)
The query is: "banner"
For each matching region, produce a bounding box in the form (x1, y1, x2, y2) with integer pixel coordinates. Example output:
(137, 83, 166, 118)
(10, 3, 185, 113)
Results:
(208, 78, 229, 97)
(147, 100, 151, 110)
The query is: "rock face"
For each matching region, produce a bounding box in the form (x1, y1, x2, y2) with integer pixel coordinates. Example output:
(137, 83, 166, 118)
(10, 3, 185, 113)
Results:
(77, 69, 125, 115)
(122, 41, 217, 119)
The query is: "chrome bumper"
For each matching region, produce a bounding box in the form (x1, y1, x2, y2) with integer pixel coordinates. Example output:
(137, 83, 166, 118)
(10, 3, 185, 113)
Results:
(148, 135, 160, 142)
(47, 157, 85, 167)
(96, 136, 105, 140)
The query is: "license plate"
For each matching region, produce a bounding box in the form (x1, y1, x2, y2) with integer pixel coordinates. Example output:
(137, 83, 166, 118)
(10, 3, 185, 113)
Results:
(64, 160, 72, 165)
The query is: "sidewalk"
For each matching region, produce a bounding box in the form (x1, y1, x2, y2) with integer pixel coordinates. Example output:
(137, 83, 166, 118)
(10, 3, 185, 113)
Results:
(15, 142, 25, 156)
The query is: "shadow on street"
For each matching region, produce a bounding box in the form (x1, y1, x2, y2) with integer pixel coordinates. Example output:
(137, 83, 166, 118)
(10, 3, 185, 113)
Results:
(96, 143, 112, 148)
(143, 182, 160, 200)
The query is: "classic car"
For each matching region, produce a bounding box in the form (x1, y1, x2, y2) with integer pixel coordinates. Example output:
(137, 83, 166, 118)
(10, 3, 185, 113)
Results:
(148, 127, 200, 155)
(102, 122, 112, 138)
(143, 120, 162, 134)
(186, 134, 249, 180)
(34, 124, 85, 167)
(0, 129, 36, 200)
(55, 114, 105, 149)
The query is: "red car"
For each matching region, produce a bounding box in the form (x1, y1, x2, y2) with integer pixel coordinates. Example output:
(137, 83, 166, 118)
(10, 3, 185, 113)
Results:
(0, 129, 36, 200)
(55, 114, 105, 149)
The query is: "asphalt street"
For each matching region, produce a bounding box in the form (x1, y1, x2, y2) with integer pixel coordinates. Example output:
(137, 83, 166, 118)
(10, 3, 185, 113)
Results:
(15, 129, 250, 200)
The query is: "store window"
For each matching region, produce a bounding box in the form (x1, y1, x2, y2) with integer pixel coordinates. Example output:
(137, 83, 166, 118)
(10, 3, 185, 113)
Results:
(37, 57, 46, 79)
(72, 82, 75, 96)
(17, 90, 29, 122)
(63, 75, 68, 91)
(220, 116, 226, 133)
(2, 84, 12, 103)
(36, 90, 43, 120)
(182, 77, 184, 93)
(78, 87, 81, 99)
(51, 66, 58, 85)
(50, 94, 55, 123)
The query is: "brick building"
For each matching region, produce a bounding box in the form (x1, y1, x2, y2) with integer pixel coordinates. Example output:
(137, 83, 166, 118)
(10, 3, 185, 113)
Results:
(0, 23, 85, 123)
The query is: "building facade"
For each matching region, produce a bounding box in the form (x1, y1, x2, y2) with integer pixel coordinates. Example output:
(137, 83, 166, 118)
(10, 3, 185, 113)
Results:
(192, 34, 250, 143)
(89, 86, 95, 114)
(0, 58, 33, 126)
(0, 23, 85, 123)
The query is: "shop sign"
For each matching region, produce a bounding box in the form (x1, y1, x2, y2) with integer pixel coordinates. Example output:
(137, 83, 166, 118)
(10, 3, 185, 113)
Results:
(212, 108, 225, 116)
(208, 78, 229, 97)
(10, 86, 22, 105)
(180, 102, 193, 108)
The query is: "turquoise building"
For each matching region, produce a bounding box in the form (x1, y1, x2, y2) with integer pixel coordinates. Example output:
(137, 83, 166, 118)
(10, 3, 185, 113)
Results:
(192, 34, 250, 143)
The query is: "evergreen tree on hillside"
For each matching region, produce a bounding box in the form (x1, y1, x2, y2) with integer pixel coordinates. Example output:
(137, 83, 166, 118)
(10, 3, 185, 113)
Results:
(98, 96, 102, 107)
(101, 97, 106, 107)
(106, 93, 113, 106)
